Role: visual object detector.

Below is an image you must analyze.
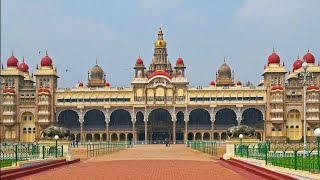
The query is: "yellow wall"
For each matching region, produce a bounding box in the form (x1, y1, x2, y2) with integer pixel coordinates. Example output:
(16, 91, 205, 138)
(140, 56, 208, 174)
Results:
(286, 109, 301, 140)
(20, 112, 35, 142)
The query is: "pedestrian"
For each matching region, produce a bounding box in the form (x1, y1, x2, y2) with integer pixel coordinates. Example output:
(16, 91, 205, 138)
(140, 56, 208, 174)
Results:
(165, 138, 168, 147)
(76, 139, 78, 147)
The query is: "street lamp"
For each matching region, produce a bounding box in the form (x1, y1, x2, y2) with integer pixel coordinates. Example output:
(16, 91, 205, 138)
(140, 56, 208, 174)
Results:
(239, 134, 244, 157)
(314, 128, 320, 172)
(298, 61, 313, 158)
(54, 135, 59, 158)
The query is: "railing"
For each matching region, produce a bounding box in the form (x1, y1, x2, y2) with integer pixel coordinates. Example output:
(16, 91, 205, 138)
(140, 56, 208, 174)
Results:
(187, 141, 217, 156)
(234, 141, 320, 172)
(0, 143, 63, 168)
(86, 141, 133, 158)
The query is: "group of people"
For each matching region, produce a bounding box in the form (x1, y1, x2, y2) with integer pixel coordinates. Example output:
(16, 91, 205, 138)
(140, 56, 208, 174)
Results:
(71, 139, 79, 147)
(164, 138, 171, 147)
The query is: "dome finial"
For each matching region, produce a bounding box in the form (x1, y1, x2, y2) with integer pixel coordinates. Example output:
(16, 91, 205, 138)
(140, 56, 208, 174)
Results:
(179, 52, 181, 58)
(96, 58, 98, 64)
(307, 48, 310, 53)
(23, 56, 25, 63)
(272, 47, 275, 53)
(12, 50, 14, 56)
(224, 57, 226, 63)
(45, 50, 48, 56)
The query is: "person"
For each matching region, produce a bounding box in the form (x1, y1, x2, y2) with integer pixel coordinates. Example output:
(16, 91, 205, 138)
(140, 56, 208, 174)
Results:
(165, 138, 168, 147)
(168, 139, 171, 147)
(76, 139, 78, 147)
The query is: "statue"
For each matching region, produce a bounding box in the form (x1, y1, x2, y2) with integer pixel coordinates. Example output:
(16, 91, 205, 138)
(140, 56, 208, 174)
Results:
(41, 126, 70, 140)
(227, 125, 256, 139)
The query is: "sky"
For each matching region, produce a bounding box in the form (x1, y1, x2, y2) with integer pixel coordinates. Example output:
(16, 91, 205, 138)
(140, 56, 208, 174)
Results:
(1, 0, 319, 88)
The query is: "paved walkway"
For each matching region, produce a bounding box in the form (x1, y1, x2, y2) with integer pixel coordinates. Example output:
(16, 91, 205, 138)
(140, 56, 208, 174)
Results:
(20, 145, 258, 180)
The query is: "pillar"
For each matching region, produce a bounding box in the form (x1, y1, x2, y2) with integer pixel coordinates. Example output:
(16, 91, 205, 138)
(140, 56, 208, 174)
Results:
(173, 120, 176, 144)
(132, 118, 135, 144)
(201, 133, 204, 141)
(80, 123, 83, 143)
(144, 118, 148, 144)
(125, 133, 128, 142)
(219, 132, 221, 141)
(184, 120, 188, 143)
(211, 123, 214, 141)
(193, 133, 196, 140)
(106, 122, 109, 141)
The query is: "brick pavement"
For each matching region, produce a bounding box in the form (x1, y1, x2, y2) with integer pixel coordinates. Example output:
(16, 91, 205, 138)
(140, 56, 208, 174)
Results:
(19, 144, 254, 180)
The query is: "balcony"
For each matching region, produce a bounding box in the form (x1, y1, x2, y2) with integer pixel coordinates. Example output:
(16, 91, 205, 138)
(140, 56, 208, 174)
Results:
(270, 109, 283, 113)
(271, 99, 283, 103)
(307, 109, 319, 113)
(38, 101, 49, 105)
(2, 119, 15, 125)
(3, 102, 15, 105)
(3, 111, 15, 116)
(38, 111, 50, 115)
(38, 119, 50, 125)
(307, 99, 319, 103)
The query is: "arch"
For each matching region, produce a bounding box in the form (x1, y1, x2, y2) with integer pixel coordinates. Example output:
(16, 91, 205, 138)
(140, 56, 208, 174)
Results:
(203, 132, 210, 140)
(221, 132, 227, 140)
(102, 133, 107, 141)
(76, 134, 81, 141)
(111, 133, 118, 141)
(83, 109, 106, 130)
(110, 109, 132, 131)
(214, 132, 219, 140)
(256, 132, 262, 141)
(214, 108, 237, 129)
(241, 108, 264, 129)
(195, 132, 201, 140)
(127, 133, 133, 142)
(119, 133, 126, 141)
(148, 108, 172, 142)
(58, 109, 80, 130)
(69, 134, 75, 141)
(86, 134, 92, 142)
(188, 132, 194, 140)
(176, 111, 185, 139)
(188, 108, 211, 130)
(286, 109, 301, 140)
(94, 133, 100, 141)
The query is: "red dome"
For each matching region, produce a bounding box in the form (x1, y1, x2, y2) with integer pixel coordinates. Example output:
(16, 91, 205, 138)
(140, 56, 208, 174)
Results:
(105, 82, 110, 87)
(41, 52, 53, 67)
(18, 59, 29, 72)
(7, 55, 19, 67)
(38, 87, 50, 94)
(78, 82, 84, 87)
(268, 50, 280, 64)
(136, 58, 143, 65)
(307, 85, 319, 91)
(210, 81, 215, 86)
(271, 86, 283, 91)
(176, 57, 184, 64)
(303, 49, 315, 64)
(237, 81, 242, 86)
(3, 88, 15, 94)
(148, 70, 172, 80)
(293, 59, 303, 70)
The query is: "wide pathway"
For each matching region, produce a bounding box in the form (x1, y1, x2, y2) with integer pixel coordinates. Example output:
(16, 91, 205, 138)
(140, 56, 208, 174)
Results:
(20, 144, 261, 180)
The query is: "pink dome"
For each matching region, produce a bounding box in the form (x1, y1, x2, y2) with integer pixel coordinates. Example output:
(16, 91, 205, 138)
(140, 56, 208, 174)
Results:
(176, 57, 184, 64)
(41, 52, 53, 67)
(237, 81, 242, 86)
(105, 82, 110, 87)
(7, 54, 19, 67)
(136, 58, 143, 65)
(293, 58, 303, 70)
(18, 59, 29, 72)
(148, 70, 172, 80)
(268, 49, 280, 64)
(303, 49, 315, 64)
(210, 81, 215, 86)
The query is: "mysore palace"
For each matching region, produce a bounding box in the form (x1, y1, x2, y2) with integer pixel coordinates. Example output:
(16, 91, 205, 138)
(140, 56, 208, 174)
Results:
(1, 27, 320, 144)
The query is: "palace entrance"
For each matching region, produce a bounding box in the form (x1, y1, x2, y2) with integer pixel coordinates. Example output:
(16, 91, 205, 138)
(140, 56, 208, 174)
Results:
(148, 108, 172, 144)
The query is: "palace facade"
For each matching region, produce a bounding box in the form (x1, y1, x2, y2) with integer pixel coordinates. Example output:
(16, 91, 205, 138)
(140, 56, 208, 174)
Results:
(1, 27, 319, 144)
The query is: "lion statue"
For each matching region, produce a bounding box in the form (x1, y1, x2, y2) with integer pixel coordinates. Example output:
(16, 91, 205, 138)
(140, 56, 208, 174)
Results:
(41, 126, 70, 140)
(226, 125, 256, 139)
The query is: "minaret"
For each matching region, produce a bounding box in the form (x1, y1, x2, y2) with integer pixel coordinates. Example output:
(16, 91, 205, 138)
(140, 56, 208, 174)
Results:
(149, 26, 172, 75)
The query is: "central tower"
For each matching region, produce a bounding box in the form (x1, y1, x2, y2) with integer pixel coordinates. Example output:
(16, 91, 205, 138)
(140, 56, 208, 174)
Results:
(148, 27, 173, 76)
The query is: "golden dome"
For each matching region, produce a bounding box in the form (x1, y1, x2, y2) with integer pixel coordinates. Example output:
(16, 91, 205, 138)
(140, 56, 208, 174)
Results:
(91, 64, 104, 79)
(154, 26, 167, 48)
(218, 62, 231, 79)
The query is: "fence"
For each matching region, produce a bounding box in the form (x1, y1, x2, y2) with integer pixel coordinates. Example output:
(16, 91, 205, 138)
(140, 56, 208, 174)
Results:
(234, 141, 320, 172)
(187, 141, 217, 156)
(86, 141, 133, 158)
(0, 143, 64, 168)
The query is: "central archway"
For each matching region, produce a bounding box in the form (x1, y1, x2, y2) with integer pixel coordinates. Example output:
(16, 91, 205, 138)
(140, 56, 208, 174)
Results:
(147, 108, 172, 143)
(83, 109, 106, 130)
(215, 108, 237, 130)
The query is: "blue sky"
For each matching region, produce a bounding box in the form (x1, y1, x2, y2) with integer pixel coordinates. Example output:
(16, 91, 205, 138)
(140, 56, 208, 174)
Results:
(1, 0, 319, 87)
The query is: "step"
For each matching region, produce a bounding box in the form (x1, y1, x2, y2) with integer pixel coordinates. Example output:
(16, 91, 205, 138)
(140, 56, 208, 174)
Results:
(220, 158, 297, 180)
(1, 159, 80, 180)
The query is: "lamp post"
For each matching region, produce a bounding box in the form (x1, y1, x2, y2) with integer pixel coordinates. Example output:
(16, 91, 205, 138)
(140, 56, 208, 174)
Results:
(239, 134, 244, 157)
(314, 128, 320, 172)
(298, 61, 313, 158)
(54, 135, 59, 158)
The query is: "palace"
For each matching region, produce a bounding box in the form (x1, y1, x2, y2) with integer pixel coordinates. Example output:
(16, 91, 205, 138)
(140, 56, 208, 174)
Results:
(1, 27, 319, 144)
